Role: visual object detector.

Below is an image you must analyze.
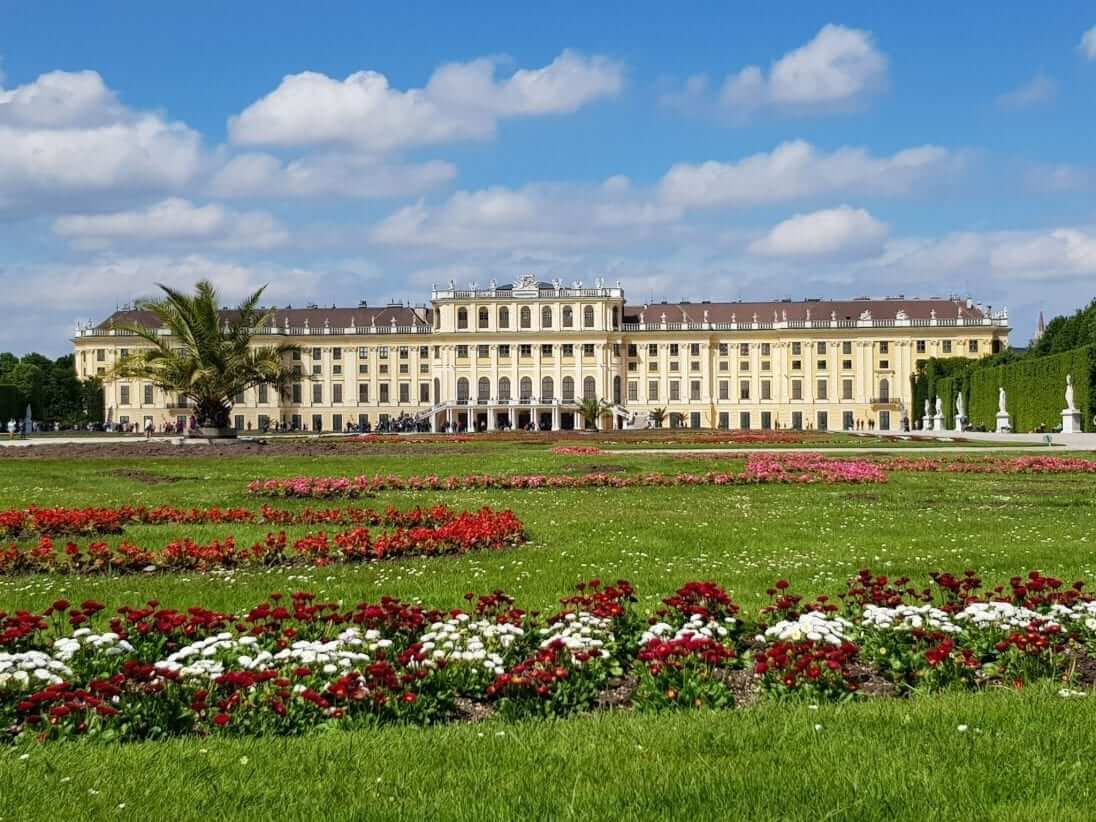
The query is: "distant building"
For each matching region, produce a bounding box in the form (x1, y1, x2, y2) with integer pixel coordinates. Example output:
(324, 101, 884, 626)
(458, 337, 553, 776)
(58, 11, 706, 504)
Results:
(73, 275, 1010, 433)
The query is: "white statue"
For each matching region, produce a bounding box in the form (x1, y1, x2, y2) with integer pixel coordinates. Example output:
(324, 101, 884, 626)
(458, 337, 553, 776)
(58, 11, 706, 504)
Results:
(998, 386, 1007, 414)
(924, 398, 930, 419)
(935, 396, 943, 416)
(956, 392, 965, 418)
(1066, 374, 1076, 412)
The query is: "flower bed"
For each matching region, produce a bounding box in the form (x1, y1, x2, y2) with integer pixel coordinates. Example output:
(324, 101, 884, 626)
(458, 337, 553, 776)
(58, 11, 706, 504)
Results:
(0, 504, 465, 539)
(550, 446, 603, 456)
(0, 508, 525, 574)
(247, 455, 886, 498)
(878, 455, 1096, 475)
(4, 569, 1095, 742)
(351, 435, 473, 445)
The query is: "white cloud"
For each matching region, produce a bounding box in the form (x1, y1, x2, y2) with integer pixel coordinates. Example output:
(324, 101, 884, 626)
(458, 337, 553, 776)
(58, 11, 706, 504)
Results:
(52, 198, 288, 250)
(0, 69, 203, 212)
(209, 151, 456, 199)
(996, 72, 1055, 109)
(228, 50, 624, 150)
(371, 179, 684, 251)
(1025, 163, 1096, 193)
(749, 206, 888, 259)
(658, 140, 955, 209)
(709, 24, 887, 117)
(1081, 25, 1096, 60)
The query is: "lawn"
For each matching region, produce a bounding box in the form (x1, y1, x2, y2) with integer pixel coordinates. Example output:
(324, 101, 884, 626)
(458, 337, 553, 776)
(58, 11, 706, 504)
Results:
(1, 438, 1095, 821)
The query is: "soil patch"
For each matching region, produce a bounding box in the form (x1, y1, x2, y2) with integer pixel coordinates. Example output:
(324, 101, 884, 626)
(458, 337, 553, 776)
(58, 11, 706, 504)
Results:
(595, 675, 638, 710)
(109, 468, 187, 485)
(565, 463, 628, 474)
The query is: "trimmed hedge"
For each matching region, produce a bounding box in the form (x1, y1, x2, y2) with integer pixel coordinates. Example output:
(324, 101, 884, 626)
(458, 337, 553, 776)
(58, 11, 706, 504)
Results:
(967, 345, 1095, 433)
(910, 357, 971, 429)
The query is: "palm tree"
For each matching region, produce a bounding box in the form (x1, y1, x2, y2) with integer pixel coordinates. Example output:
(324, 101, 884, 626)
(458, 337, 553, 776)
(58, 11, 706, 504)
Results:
(575, 397, 611, 430)
(110, 280, 298, 434)
(649, 406, 667, 428)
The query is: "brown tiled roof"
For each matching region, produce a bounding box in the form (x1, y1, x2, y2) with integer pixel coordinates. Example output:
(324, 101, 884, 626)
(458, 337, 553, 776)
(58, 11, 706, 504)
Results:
(96, 305, 432, 330)
(621, 298, 986, 324)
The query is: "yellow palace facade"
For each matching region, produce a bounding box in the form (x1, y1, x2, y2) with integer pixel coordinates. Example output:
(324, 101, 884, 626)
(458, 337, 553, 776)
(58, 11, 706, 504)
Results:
(73, 275, 1010, 433)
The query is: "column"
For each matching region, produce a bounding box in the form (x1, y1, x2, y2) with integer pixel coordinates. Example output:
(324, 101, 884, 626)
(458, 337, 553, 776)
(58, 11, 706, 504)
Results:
(487, 407, 496, 432)
(552, 406, 561, 431)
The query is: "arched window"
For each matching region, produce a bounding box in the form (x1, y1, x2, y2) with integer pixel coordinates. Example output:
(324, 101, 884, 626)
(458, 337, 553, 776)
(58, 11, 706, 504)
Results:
(562, 376, 575, 402)
(498, 377, 511, 402)
(520, 306, 531, 329)
(878, 378, 890, 401)
(583, 305, 595, 328)
(478, 307, 489, 329)
(433, 378, 440, 404)
(541, 306, 552, 328)
(541, 376, 554, 402)
(477, 377, 490, 402)
(457, 307, 468, 330)
(498, 307, 510, 329)
(456, 377, 469, 403)
(613, 375, 621, 405)
(562, 306, 574, 328)
(583, 376, 596, 400)
(520, 377, 532, 402)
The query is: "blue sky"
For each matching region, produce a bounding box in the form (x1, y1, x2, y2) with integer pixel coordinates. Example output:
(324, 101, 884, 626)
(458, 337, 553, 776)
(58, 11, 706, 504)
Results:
(1, 1, 1094, 354)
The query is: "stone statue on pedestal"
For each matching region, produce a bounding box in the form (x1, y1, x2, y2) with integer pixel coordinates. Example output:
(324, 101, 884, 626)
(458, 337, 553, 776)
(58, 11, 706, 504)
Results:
(935, 396, 943, 416)
(998, 387, 1007, 415)
(1066, 374, 1075, 412)
(956, 392, 965, 418)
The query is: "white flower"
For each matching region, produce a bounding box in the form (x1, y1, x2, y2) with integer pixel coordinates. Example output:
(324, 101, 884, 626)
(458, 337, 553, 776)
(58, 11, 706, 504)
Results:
(764, 613, 853, 646)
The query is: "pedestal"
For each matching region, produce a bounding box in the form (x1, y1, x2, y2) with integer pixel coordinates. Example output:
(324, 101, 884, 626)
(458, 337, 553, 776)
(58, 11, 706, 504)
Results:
(953, 415, 966, 433)
(995, 412, 1011, 433)
(932, 414, 945, 432)
(1062, 409, 1082, 434)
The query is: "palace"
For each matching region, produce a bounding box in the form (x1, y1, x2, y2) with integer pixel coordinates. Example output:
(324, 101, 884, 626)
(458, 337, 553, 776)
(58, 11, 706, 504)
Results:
(73, 275, 1010, 433)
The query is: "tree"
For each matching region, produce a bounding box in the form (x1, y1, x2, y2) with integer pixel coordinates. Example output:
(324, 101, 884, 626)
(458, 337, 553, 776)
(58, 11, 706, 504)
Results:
(575, 397, 611, 430)
(7, 362, 44, 413)
(110, 280, 298, 432)
(649, 407, 667, 428)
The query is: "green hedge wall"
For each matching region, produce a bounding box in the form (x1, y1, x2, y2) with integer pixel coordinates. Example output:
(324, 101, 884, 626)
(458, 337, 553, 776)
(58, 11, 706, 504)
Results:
(910, 357, 972, 429)
(0, 384, 26, 423)
(967, 345, 1096, 432)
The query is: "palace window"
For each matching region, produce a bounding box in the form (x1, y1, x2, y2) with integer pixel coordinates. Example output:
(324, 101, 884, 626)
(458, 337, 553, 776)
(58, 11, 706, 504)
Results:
(718, 380, 729, 400)
(498, 307, 510, 328)
(627, 381, 638, 402)
(520, 377, 532, 402)
(842, 341, 852, 355)
(689, 380, 701, 401)
(541, 377, 554, 401)
(916, 340, 926, 353)
(332, 347, 342, 360)
(399, 383, 410, 403)
(563, 306, 574, 328)
(739, 380, 750, 400)
(380, 384, 390, 403)
(817, 342, 827, 354)
(669, 344, 679, 356)
(648, 343, 658, 356)
(457, 308, 468, 329)
(498, 377, 511, 402)
(478, 378, 490, 402)
(761, 380, 771, 400)
(333, 384, 343, 403)
(312, 384, 323, 403)
(739, 343, 749, 356)
(583, 376, 596, 400)
(583, 305, 595, 328)
(358, 384, 369, 403)
(541, 306, 552, 328)
(791, 342, 801, 355)
(520, 307, 531, 329)
(816, 380, 828, 400)
(563, 377, 575, 401)
(519, 344, 532, 358)
(669, 381, 680, 401)
(879, 341, 889, 354)
(420, 383, 430, 403)
(120, 385, 130, 406)
(791, 380, 802, 400)
(456, 345, 468, 359)
(842, 379, 853, 400)
(541, 344, 553, 356)
(143, 384, 153, 404)
(583, 343, 595, 356)
(499, 344, 511, 357)
(478, 307, 489, 329)
(478, 344, 489, 358)
(648, 380, 659, 401)
(968, 340, 979, 353)
(761, 343, 771, 356)
(942, 340, 952, 353)
(562, 344, 574, 357)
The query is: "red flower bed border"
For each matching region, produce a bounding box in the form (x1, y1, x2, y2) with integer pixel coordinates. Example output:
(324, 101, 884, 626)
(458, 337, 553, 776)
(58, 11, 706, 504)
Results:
(0, 504, 466, 539)
(0, 508, 525, 574)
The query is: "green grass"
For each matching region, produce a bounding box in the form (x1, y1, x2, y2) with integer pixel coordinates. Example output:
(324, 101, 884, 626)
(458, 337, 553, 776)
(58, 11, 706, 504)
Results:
(1, 441, 1095, 820)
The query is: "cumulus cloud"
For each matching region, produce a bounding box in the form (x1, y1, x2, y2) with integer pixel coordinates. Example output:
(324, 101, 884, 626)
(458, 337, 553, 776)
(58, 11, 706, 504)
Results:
(0, 69, 203, 213)
(371, 178, 684, 251)
(748, 206, 888, 259)
(228, 50, 624, 150)
(665, 25, 887, 119)
(52, 198, 288, 250)
(208, 151, 456, 199)
(657, 140, 954, 209)
(1081, 25, 1096, 60)
(996, 72, 1056, 109)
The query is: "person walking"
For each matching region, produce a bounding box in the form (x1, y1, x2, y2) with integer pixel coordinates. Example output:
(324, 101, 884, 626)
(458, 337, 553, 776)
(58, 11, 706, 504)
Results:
(6, 419, 15, 440)
(144, 418, 154, 440)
